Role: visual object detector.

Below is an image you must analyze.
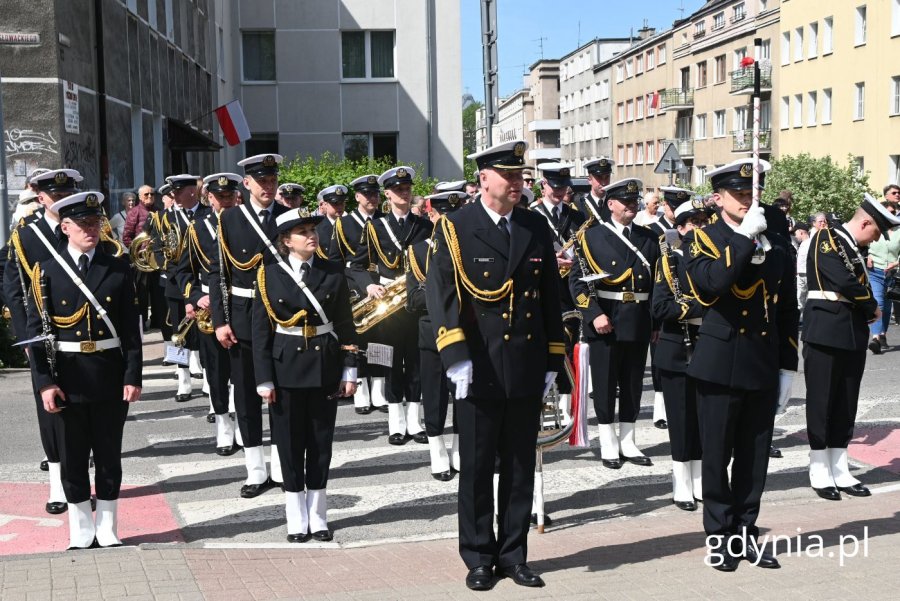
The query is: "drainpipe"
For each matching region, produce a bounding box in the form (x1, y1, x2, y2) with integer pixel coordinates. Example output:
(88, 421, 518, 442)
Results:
(93, 0, 109, 197)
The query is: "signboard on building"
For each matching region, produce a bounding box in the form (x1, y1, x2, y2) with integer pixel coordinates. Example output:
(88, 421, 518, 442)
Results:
(0, 32, 41, 45)
(63, 81, 79, 134)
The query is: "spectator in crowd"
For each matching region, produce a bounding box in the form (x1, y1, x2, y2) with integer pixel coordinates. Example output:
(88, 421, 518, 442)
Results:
(109, 192, 135, 241)
(775, 190, 797, 231)
(464, 181, 479, 198)
(795, 223, 811, 311)
(866, 200, 900, 354)
(633, 191, 660, 226)
(10, 189, 41, 230)
(811, 212, 828, 231)
(123, 185, 156, 247)
(884, 183, 900, 205)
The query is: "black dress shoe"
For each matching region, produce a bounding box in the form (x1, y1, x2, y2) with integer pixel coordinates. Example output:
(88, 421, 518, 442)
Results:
(654, 419, 668, 429)
(355, 406, 373, 415)
(39, 459, 49, 472)
(45, 502, 67, 515)
(388, 433, 409, 446)
(879, 334, 889, 349)
(496, 564, 544, 588)
(175, 393, 191, 402)
(206, 413, 216, 424)
(620, 453, 653, 466)
(768, 446, 783, 459)
(216, 442, 242, 457)
(465, 566, 494, 591)
(240, 478, 276, 498)
(869, 338, 882, 354)
(813, 486, 841, 501)
(744, 546, 780, 568)
(377, 405, 390, 413)
(712, 552, 740, 572)
(601, 458, 623, 469)
(286, 532, 311, 543)
(674, 500, 697, 511)
(432, 470, 454, 481)
(530, 513, 552, 526)
(311, 530, 333, 542)
(838, 483, 871, 497)
(412, 432, 428, 444)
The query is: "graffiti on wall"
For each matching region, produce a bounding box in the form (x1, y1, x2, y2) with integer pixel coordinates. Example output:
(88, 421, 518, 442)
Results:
(4, 128, 59, 158)
(62, 136, 99, 183)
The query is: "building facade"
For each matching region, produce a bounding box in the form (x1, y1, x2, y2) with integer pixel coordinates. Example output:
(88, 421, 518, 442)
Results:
(524, 59, 560, 165)
(226, 0, 462, 179)
(777, 0, 900, 188)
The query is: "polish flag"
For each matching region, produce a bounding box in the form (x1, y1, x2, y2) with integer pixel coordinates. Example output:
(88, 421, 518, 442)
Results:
(214, 100, 251, 146)
(649, 92, 660, 109)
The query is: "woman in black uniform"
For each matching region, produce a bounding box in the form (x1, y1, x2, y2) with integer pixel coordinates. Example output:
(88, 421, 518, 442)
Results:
(651, 192, 710, 511)
(252, 197, 358, 542)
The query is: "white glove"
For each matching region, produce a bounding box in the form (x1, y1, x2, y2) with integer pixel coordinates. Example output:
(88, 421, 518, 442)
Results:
(737, 205, 767, 239)
(542, 371, 557, 398)
(447, 360, 473, 400)
(776, 369, 796, 413)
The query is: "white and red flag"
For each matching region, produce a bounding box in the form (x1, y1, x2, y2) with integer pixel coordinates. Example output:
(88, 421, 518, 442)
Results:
(214, 100, 251, 146)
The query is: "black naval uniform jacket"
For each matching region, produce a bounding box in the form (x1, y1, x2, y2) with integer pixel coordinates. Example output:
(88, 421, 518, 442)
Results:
(4, 213, 66, 340)
(251, 257, 357, 391)
(531, 201, 586, 313)
(327, 209, 384, 296)
(425, 202, 566, 399)
(406, 237, 435, 351)
(651, 245, 704, 373)
(172, 213, 220, 308)
(162, 205, 212, 301)
(349, 212, 431, 288)
(647, 217, 675, 238)
(26, 250, 142, 403)
(574, 191, 610, 224)
(207, 203, 289, 340)
(315, 217, 335, 259)
(569, 222, 661, 343)
(802, 225, 877, 352)
(683, 218, 799, 390)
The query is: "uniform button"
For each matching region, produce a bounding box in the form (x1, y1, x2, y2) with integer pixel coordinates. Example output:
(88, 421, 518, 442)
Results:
(278, 299, 284, 303)
(76, 330, 82, 336)
(534, 269, 539, 275)
(638, 274, 643, 279)
(297, 346, 302, 351)
(483, 271, 490, 277)
(622, 286, 627, 291)
(526, 334, 532, 340)
(502, 312, 509, 319)
(739, 327, 746, 334)
(105, 296, 112, 302)
(61, 300, 67, 306)
(524, 291, 530, 298)
(741, 310, 748, 316)
(98, 330, 104, 336)
(503, 334, 510, 341)
(315, 345, 321, 351)
(97, 314, 102, 320)
(242, 249, 247, 253)
(526, 312, 532, 318)
(761, 331, 767, 336)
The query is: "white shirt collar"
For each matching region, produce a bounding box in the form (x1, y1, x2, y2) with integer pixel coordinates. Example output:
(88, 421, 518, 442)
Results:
(357, 206, 375, 219)
(609, 217, 629, 234)
(66, 245, 95, 266)
(541, 198, 561, 215)
(287, 254, 314, 276)
(391, 208, 410, 221)
(840, 223, 860, 247)
(43, 212, 60, 231)
(249, 199, 273, 215)
(328, 216, 337, 226)
(480, 199, 512, 226)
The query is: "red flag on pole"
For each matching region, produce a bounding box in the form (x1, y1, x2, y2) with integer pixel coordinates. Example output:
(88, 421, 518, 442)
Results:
(568, 343, 590, 448)
(214, 100, 251, 146)
(649, 92, 660, 109)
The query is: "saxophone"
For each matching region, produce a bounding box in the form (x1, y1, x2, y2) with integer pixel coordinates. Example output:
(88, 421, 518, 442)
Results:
(351, 274, 407, 333)
(659, 234, 694, 365)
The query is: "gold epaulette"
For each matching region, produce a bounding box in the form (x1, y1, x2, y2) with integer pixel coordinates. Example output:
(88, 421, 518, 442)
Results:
(256, 264, 308, 327)
(188, 223, 211, 267)
(218, 219, 263, 272)
(334, 219, 353, 259)
(10, 228, 31, 275)
(689, 228, 721, 261)
(440, 216, 513, 303)
(366, 220, 400, 270)
(315, 246, 328, 260)
(408, 245, 426, 283)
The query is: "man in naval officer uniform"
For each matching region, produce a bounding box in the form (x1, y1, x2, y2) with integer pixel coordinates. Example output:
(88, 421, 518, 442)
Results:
(682, 158, 799, 571)
(314, 185, 345, 259)
(427, 139, 564, 590)
(574, 158, 614, 224)
(803, 193, 900, 500)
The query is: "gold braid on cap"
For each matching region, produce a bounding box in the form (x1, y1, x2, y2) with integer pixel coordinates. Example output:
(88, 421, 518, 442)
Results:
(440, 216, 513, 303)
(218, 219, 263, 272)
(366, 220, 400, 270)
(30, 263, 89, 327)
(256, 265, 309, 327)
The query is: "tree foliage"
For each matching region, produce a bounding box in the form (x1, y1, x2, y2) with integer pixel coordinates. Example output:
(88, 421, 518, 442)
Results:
(762, 154, 873, 221)
(462, 101, 483, 182)
(279, 152, 438, 210)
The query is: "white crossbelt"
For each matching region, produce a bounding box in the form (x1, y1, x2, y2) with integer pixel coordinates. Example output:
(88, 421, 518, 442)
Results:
(807, 291, 851, 303)
(201, 284, 210, 293)
(685, 317, 703, 326)
(230, 285, 255, 298)
(275, 322, 334, 337)
(56, 338, 121, 353)
(593, 291, 649, 302)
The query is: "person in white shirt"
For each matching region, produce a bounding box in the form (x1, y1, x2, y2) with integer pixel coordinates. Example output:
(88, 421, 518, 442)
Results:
(633, 191, 661, 227)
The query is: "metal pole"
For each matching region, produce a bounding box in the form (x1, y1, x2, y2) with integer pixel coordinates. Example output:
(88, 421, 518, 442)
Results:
(480, 0, 498, 146)
(0, 68, 10, 244)
(752, 38, 762, 204)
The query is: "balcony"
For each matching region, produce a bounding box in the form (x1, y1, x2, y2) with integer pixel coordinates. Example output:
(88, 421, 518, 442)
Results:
(659, 88, 694, 112)
(730, 64, 772, 94)
(665, 138, 695, 158)
(528, 147, 561, 161)
(528, 119, 560, 132)
(731, 129, 772, 153)
(731, 12, 746, 24)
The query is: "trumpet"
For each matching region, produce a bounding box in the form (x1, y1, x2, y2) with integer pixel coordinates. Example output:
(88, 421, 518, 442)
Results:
(352, 275, 407, 333)
(171, 307, 213, 346)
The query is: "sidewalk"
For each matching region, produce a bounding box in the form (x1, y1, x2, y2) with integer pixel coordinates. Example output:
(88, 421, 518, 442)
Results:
(2, 487, 898, 601)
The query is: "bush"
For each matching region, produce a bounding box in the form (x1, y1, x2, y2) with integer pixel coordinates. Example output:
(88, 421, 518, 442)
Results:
(0, 315, 28, 368)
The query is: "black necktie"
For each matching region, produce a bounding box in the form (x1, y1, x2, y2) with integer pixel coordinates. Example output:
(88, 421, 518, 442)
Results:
(258, 209, 269, 227)
(186, 209, 194, 222)
(498, 217, 511, 246)
(299, 262, 310, 281)
(78, 254, 89, 276)
(623, 226, 631, 241)
(54, 225, 62, 240)
(550, 206, 560, 226)
(398, 217, 405, 229)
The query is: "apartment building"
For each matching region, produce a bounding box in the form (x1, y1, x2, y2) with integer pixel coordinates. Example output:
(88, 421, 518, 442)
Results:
(525, 59, 561, 164)
(559, 37, 632, 174)
(777, 0, 900, 188)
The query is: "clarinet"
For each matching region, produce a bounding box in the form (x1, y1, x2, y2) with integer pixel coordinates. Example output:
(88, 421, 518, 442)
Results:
(15, 252, 30, 313)
(216, 217, 231, 324)
(658, 235, 694, 365)
(37, 272, 57, 379)
(570, 217, 599, 341)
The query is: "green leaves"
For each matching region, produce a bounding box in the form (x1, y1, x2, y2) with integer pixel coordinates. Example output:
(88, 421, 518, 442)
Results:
(762, 154, 873, 221)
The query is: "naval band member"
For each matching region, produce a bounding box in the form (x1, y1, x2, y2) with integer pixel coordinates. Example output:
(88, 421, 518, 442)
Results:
(574, 158, 614, 223)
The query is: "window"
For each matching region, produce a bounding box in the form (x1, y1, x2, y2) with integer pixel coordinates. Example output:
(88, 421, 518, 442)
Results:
(808, 23, 818, 59)
(636, 53, 643, 75)
(617, 145, 625, 165)
(781, 32, 791, 65)
(823, 88, 833, 123)
(646, 51, 655, 70)
(856, 6, 867, 46)
(715, 55, 726, 83)
(342, 31, 395, 79)
(626, 144, 634, 165)
(854, 157, 865, 177)
(636, 143, 644, 164)
(616, 63, 624, 82)
(646, 141, 655, 164)
(890, 155, 900, 186)
(892, 76, 900, 115)
(697, 61, 708, 88)
(343, 133, 398, 161)
(600, 117, 610, 138)
(807, 91, 818, 126)
(695, 165, 707, 186)
(695, 21, 706, 38)
(760, 0, 768, 12)
(733, 3, 746, 22)
(626, 99, 634, 121)
(617, 102, 625, 123)
(658, 44, 667, 64)
(245, 134, 279, 157)
(780, 96, 790, 129)
(760, 39, 772, 61)
(855, 82, 865, 120)
(794, 28, 804, 62)
(625, 58, 634, 78)
(695, 113, 708, 139)
(600, 79, 610, 100)
(241, 31, 275, 81)
(637, 96, 644, 119)
(713, 110, 726, 137)
(713, 12, 725, 30)
(734, 106, 748, 132)
(733, 47, 747, 70)
(793, 94, 803, 127)
(761, 100, 772, 129)
(647, 92, 657, 117)
(894, 0, 900, 37)
(823, 17, 834, 54)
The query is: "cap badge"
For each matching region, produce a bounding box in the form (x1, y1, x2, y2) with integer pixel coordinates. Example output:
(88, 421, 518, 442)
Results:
(397, 168, 408, 178)
(54, 172, 68, 184)
(560, 168, 570, 177)
(448, 194, 459, 206)
(86, 194, 99, 207)
(739, 164, 753, 178)
(691, 198, 705, 210)
(367, 176, 377, 185)
(677, 191, 688, 201)
(599, 159, 608, 167)
(263, 155, 276, 167)
(513, 142, 526, 157)
(626, 181, 639, 193)
(298, 208, 311, 219)
(336, 187, 345, 196)
(218, 176, 228, 186)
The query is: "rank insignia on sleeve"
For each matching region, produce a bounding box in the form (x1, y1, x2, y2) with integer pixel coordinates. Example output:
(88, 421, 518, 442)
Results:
(690, 242, 701, 257)
(820, 241, 832, 253)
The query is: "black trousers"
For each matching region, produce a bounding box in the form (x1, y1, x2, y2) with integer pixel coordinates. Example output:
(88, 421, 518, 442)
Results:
(385, 311, 421, 404)
(30, 368, 60, 462)
(151, 275, 170, 338)
(804, 342, 866, 450)
(55, 400, 129, 503)
(199, 331, 231, 414)
(269, 388, 338, 492)
(167, 299, 198, 351)
(421, 345, 456, 436)
(696, 380, 776, 539)
(588, 338, 649, 424)
(135, 271, 150, 325)
(229, 339, 265, 447)
(659, 369, 702, 461)
(554, 317, 579, 395)
(457, 394, 541, 570)
(649, 340, 662, 393)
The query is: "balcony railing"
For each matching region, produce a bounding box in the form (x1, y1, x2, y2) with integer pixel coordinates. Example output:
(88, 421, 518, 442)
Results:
(659, 88, 694, 111)
(730, 64, 772, 94)
(732, 129, 772, 153)
(694, 29, 707, 39)
(665, 138, 695, 158)
(731, 12, 746, 24)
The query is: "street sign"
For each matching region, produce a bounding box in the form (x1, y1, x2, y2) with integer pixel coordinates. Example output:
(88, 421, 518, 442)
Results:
(654, 143, 688, 175)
